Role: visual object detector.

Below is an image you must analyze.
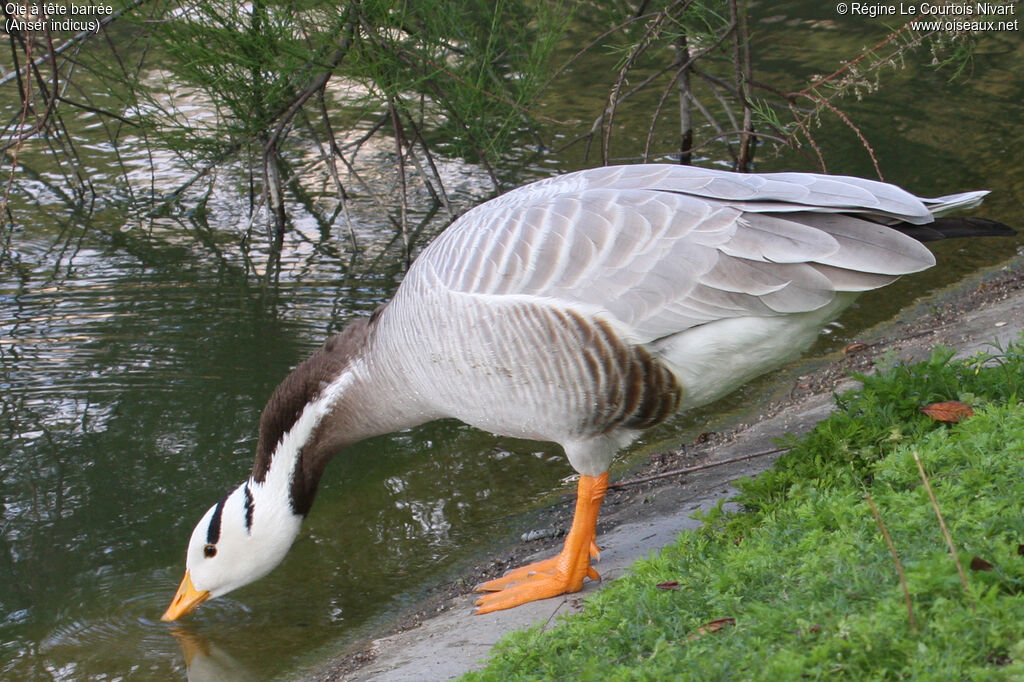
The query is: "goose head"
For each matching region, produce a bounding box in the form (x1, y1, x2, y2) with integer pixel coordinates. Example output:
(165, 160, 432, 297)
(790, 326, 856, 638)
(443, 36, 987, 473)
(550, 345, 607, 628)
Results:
(163, 317, 406, 620)
(163, 478, 302, 620)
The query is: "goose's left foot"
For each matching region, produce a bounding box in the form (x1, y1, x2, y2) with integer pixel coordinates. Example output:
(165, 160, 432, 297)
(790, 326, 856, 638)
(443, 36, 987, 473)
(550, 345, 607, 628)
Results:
(474, 473, 608, 614)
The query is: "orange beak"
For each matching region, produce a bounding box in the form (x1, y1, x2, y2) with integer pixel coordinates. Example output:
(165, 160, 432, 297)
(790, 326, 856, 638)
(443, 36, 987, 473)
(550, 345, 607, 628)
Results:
(162, 571, 210, 621)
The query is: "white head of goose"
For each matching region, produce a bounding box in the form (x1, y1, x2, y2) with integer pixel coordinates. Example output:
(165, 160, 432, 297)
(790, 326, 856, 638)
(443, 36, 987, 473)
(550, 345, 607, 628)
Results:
(163, 164, 1013, 620)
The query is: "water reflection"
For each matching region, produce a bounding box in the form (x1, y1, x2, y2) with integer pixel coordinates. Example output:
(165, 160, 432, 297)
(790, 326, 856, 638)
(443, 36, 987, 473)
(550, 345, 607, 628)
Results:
(0, 140, 526, 678)
(0, 239, 394, 677)
(170, 628, 253, 682)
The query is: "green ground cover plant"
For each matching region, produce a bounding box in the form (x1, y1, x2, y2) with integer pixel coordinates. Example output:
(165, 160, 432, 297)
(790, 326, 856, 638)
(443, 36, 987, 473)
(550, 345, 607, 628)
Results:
(464, 343, 1024, 680)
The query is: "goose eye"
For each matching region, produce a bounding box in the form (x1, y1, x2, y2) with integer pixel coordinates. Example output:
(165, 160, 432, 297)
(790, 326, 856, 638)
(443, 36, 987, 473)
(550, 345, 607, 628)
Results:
(204, 544, 217, 558)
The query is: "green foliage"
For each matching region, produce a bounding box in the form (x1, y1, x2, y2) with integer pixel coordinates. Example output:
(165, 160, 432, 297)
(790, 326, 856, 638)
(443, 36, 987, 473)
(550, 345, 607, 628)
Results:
(734, 344, 1022, 521)
(145, 0, 325, 151)
(347, 0, 568, 160)
(140, 0, 570, 163)
(462, 341, 1024, 680)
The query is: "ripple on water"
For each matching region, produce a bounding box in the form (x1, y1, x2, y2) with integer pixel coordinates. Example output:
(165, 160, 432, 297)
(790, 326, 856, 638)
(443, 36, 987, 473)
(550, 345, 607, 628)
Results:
(33, 571, 260, 681)
(33, 600, 183, 679)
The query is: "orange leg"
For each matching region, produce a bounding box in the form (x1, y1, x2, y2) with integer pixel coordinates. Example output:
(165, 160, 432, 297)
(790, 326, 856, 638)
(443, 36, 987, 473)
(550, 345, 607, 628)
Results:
(475, 472, 609, 614)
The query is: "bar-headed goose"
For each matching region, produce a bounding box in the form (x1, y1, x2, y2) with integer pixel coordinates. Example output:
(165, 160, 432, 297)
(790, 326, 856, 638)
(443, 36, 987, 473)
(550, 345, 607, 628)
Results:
(163, 164, 1012, 620)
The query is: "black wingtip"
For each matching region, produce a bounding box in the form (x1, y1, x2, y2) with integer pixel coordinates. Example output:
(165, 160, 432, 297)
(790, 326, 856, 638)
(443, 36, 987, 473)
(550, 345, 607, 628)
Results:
(896, 217, 1017, 243)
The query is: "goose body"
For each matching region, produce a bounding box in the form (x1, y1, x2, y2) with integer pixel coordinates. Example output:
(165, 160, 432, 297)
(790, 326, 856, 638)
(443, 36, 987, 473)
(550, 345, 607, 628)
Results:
(164, 164, 1010, 620)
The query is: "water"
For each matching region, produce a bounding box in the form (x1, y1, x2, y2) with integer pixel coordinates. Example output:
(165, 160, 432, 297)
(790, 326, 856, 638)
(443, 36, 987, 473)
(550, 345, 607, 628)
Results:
(1, 4, 1022, 680)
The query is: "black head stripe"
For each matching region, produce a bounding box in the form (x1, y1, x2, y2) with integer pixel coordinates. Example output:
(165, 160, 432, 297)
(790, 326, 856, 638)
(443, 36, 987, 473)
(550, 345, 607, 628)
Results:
(243, 484, 254, 534)
(207, 493, 229, 545)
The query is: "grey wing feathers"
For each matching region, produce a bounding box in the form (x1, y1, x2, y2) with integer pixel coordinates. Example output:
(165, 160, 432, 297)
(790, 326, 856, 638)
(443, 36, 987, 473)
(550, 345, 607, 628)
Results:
(413, 165, 956, 341)
(552, 164, 938, 223)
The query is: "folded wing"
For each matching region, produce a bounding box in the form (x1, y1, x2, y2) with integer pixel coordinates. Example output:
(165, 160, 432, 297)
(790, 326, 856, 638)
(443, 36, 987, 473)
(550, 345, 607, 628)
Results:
(412, 165, 944, 342)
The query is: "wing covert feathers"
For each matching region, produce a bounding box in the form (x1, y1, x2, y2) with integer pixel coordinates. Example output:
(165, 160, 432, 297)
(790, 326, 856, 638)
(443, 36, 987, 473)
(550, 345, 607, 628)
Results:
(411, 165, 981, 342)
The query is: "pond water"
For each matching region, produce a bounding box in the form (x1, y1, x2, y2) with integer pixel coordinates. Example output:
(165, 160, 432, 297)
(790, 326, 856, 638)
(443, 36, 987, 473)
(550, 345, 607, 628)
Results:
(1, 3, 1022, 680)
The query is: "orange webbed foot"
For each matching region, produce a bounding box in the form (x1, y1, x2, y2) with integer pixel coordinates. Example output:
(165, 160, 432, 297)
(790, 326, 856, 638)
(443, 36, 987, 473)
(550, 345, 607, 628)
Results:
(474, 566, 597, 614)
(473, 473, 608, 614)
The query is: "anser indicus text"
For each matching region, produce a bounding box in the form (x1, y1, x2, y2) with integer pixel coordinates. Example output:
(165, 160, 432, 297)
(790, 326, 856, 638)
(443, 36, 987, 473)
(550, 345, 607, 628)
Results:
(163, 164, 1013, 620)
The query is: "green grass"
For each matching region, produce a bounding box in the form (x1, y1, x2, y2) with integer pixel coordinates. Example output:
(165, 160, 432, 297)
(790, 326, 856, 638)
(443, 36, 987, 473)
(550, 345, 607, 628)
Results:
(463, 343, 1024, 681)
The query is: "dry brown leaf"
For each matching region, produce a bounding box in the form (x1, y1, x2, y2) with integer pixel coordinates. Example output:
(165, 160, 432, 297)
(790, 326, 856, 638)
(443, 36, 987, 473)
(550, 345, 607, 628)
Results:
(920, 401, 975, 423)
(656, 581, 680, 590)
(970, 556, 995, 571)
(687, 617, 736, 640)
(844, 342, 869, 355)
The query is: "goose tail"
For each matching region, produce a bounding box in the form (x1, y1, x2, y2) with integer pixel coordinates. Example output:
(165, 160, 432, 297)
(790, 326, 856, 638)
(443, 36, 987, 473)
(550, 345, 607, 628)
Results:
(922, 190, 989, 216)
(891, 189, 1015, 243)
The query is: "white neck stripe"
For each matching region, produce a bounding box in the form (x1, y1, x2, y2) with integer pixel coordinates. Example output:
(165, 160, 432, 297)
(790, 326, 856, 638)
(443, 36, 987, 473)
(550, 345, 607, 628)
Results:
(257, 366, 359, 503)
